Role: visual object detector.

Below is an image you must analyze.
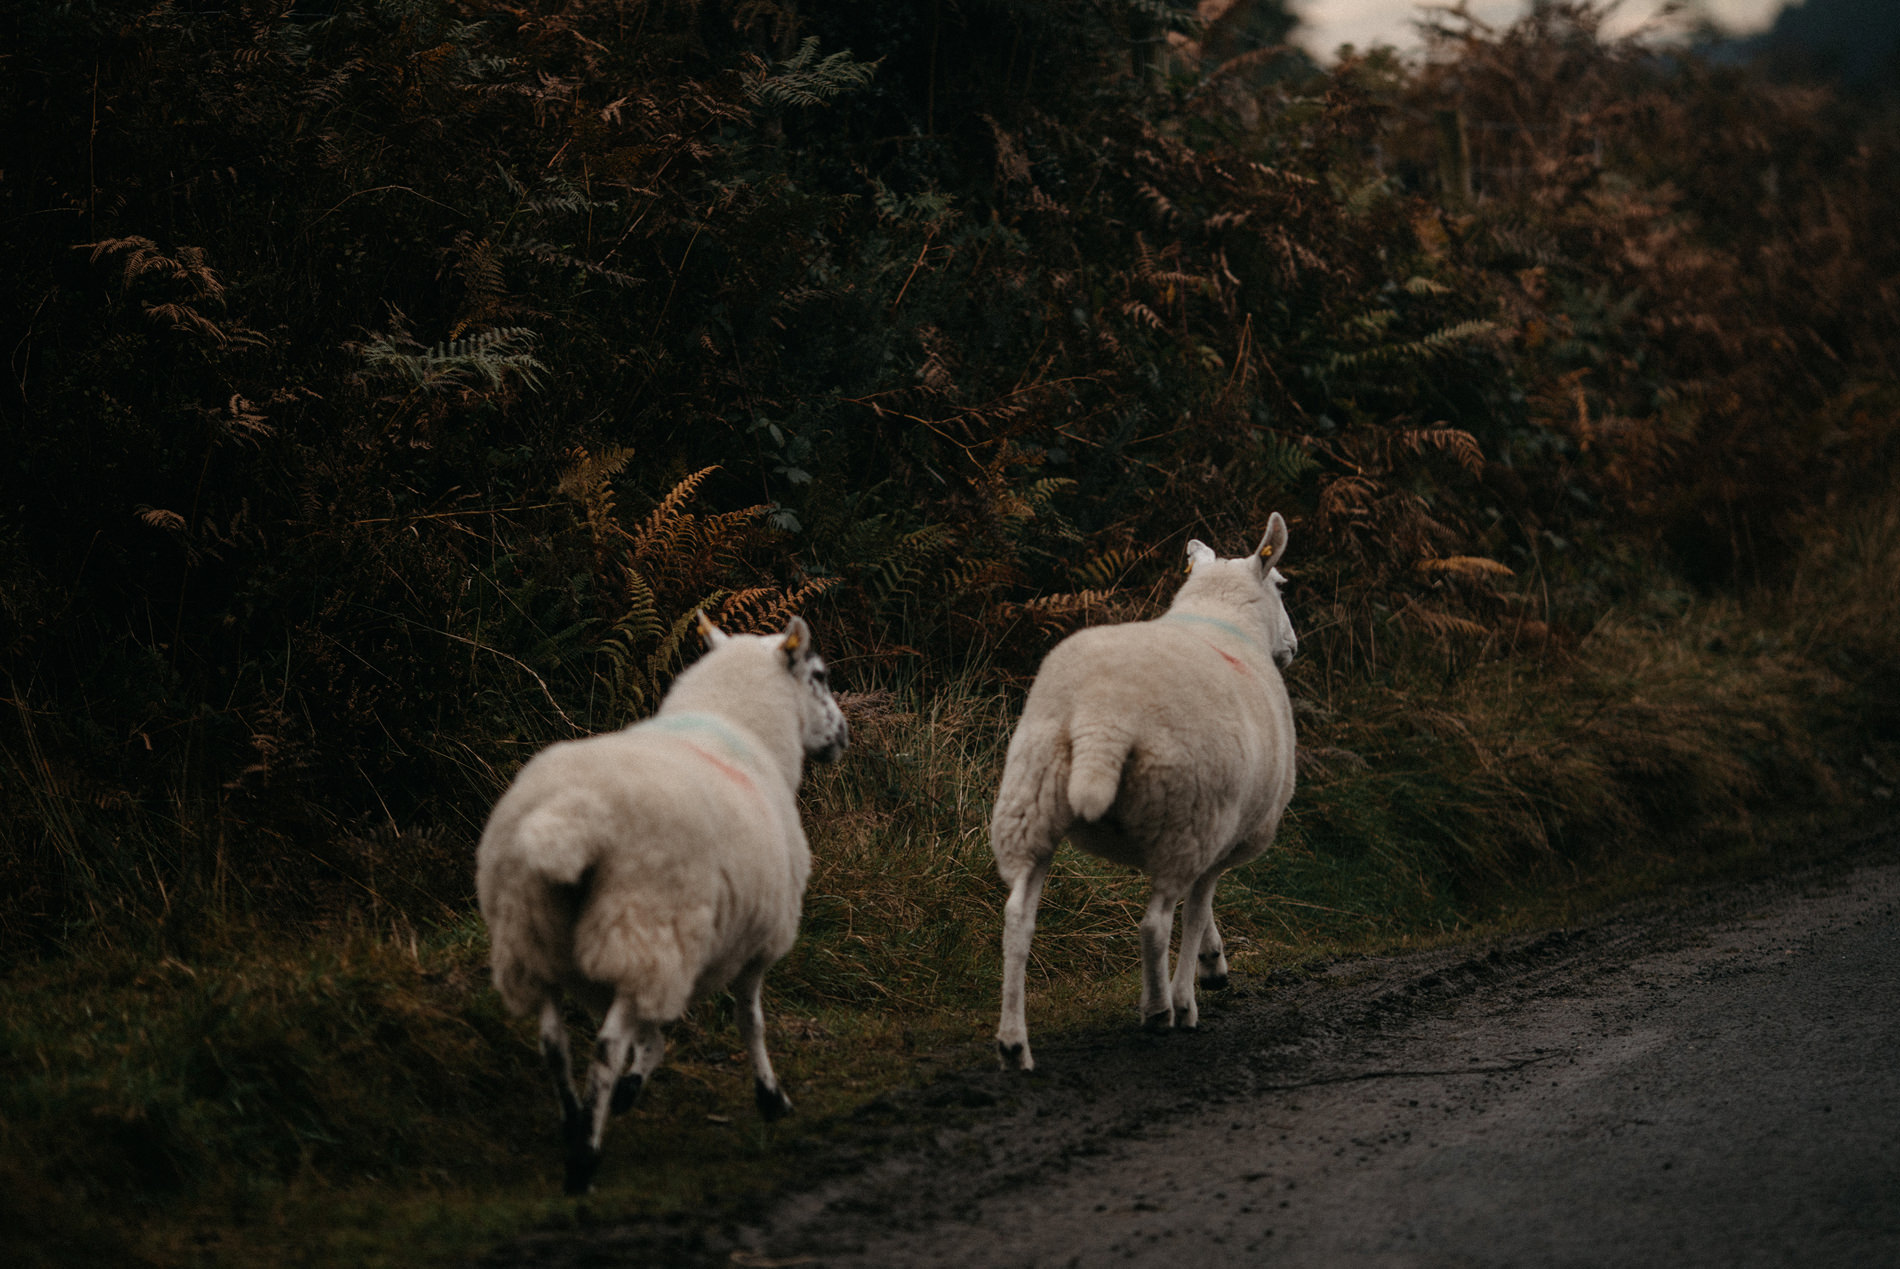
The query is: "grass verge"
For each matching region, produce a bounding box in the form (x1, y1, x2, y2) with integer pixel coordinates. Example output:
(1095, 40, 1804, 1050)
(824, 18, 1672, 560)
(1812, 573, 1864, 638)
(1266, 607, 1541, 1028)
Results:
(4, 497, 1898, 1267)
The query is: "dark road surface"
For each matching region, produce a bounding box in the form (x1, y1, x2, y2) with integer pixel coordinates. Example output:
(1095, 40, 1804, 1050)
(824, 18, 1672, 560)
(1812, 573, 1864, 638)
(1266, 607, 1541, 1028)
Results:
(489, 835, 1900, 1269)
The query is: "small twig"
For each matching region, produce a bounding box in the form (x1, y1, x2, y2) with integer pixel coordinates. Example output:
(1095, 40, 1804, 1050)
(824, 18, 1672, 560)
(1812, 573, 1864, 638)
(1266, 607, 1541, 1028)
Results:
(354, 605, 584, 734)
(1259, 893, 1370, 917)
(889, 228, 938, 314)
(650, 216, 708, 339)
(307, 185, 467, 228)
(348, 501, 559, 526)
(430, 628, 584, 734)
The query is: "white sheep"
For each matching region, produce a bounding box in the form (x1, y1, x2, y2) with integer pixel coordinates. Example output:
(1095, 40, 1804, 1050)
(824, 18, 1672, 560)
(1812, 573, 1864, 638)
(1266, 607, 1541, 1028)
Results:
(476, 614, 848, 1193)
(991, 515, 1299, 1070)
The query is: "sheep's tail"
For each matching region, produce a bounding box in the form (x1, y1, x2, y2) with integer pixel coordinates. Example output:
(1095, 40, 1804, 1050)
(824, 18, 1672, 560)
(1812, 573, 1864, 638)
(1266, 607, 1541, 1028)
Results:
(1066, 721, 1134, 823)
(512, 803, 599, 889)
(478, 802, 606, 1017)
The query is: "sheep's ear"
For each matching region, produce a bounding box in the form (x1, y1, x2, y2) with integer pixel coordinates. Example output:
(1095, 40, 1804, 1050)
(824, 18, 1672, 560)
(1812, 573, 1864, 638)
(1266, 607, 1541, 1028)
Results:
(696, 610, 730, 649)
(1255, 513, 1289, 572)
(1184, 539, 1217, 573)
(779, 615, 813, 669)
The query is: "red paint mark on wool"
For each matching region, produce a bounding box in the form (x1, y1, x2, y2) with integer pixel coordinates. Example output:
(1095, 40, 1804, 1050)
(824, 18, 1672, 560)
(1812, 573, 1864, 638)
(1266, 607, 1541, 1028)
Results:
(686, 744, 757, 793)
(1204, 642, 1252, 677)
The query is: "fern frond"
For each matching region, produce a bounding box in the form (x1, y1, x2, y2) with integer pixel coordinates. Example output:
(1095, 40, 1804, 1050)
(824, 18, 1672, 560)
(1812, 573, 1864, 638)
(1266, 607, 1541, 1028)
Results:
(555, 445, 634, 565)
(1327, 319, 1500, 373)
(1122, 300, 1164, 331)
(1072, 547, 1152, 591)
(716, 586, 784, 632)
(1133, 233, 1158, 281)
(136, 506, 187, 533)
(1319, 474, 1381, 519)
(511, 238, 644, 289)
(360, 326, 545, 392)
(647, 600, 722, 687)
(1136, 182, 1178, 226)
(742, 37, 879, 110)
(1023, 476, 1078, 505)
(1398, 426, 1486, 476)
(523, 172, 613, 217)
(614, 565, 664, 645)
(1417, 555, 1515, 582)
(1403, 605, 1491, 641)
(628, 466, 720, 558)
(1254, 431, 1318, 489)
(861, 524, 955, 605)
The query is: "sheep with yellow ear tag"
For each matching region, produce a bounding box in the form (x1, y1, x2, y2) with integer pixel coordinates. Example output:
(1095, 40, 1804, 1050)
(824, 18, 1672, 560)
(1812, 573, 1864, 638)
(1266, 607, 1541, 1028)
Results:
(476, 612, 847, 1193)
(991, 513, 1298, 1071)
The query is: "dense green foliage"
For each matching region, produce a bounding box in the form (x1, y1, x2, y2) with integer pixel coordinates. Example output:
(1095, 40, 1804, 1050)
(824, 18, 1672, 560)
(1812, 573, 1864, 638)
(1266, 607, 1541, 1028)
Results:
(3, 0, 1897, 983)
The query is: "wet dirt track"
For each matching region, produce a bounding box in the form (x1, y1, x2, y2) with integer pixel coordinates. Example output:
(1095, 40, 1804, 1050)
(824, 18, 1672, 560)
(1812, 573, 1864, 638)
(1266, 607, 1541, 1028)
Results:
(487, 830, 1900, 1269)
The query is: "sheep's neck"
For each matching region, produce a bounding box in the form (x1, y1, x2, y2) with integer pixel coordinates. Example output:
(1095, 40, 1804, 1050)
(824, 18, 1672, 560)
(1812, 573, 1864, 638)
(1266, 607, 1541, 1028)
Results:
(643, 710, 800, 790)
(1158, 612, 1270, 659)
(643, 713, 757, 762)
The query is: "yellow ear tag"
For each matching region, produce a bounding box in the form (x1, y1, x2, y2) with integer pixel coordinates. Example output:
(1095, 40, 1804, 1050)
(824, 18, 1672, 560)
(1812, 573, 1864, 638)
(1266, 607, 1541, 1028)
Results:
(697, 612, 716, 639)
(784, 631, 801, 651)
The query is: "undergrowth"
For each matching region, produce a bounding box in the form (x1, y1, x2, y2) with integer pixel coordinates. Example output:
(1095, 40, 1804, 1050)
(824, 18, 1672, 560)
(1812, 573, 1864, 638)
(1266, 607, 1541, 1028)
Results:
(3, 1, 1899, 1264)
(6, 489, 1896, 1265)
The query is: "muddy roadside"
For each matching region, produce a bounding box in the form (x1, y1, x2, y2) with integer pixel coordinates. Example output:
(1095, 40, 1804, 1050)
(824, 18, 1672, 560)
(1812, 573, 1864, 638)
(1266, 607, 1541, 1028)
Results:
(483, 824, 1900, 1268)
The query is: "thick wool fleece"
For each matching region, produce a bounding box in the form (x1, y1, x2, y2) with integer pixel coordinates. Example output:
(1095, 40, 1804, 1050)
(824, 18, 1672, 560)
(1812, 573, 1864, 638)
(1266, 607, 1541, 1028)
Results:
(993, 569, 1296, 892)
(476, 640, 817, 1025)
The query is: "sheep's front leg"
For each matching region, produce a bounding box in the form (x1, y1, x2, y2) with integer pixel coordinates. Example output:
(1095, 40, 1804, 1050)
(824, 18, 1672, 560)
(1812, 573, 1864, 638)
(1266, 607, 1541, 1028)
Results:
(996, 853, 1052, 1070)
(1140, 883, 1186, 1031)
(566, 995, 636, 1196)
(734, 960, 792, 1120)
(1171, 870, 1224, 1031)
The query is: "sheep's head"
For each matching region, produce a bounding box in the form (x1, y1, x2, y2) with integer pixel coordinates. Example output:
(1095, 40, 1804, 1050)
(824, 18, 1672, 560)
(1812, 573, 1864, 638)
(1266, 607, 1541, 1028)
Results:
(693, 613, 850, 762)
(1181, 511, 1299, 670)
(778, 615, 850, 762)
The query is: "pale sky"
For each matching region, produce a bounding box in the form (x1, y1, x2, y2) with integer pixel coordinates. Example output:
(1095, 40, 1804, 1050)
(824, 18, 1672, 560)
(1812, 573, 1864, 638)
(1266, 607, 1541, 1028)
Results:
(1294, 0, 1789, 59)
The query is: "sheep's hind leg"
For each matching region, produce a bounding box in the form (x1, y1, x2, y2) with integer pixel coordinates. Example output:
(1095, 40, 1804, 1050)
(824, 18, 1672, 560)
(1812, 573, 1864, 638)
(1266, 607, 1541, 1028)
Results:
(611, 1022, 665, 1115)
(1140, 882, 1188, 1031)
(1171, 870, 1224, 1030)
(1196, 908, 1230, 991)
(566, 995, 637, 1196)
(734, 960, 792, 1121)
(537, 998, 590, 1160)
(996, 853, 1052, 1070)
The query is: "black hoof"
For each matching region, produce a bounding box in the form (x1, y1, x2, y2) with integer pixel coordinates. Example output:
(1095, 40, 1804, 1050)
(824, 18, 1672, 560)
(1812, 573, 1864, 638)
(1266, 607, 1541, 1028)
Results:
(1143, 1010, 1174, 1033)
(610, 1073, 643, 1115)
(755, 1078, 793, 1122)
(561, 1105, 597, 1195)
(1200, 972, 1230, 991)
(563, 1147, 600, 1196)
(997, 1040, 1027, 1069)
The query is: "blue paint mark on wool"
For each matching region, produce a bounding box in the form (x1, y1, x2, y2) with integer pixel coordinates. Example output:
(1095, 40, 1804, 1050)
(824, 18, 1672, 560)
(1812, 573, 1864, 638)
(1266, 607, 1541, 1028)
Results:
(1159, 612, 1268, 657)
(640, 712, 757, 762)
